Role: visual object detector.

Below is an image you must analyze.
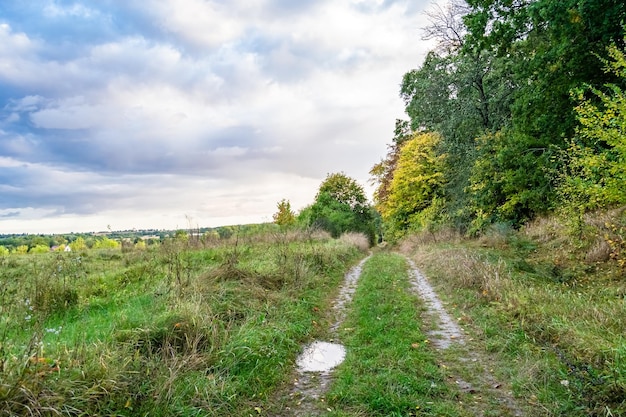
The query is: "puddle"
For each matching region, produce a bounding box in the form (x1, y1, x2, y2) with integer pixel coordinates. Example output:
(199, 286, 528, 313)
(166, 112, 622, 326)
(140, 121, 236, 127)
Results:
(296, 341, 346, 372)
(406, 259, 465, 349)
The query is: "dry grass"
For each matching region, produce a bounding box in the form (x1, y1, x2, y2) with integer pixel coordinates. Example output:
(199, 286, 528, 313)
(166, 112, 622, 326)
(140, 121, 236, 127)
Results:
(396, 228, 462, 253)
(400, 210, 626, 415)
(338, 232, 370, 252)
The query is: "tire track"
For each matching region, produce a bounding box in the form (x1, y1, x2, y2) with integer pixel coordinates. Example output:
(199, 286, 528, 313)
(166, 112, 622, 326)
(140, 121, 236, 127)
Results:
(406, 256, 525, 417)
(282, 256, 370, 416)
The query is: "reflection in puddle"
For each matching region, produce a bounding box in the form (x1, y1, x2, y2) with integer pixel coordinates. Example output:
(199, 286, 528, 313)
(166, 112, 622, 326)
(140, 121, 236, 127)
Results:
(296, 341, 346, 373)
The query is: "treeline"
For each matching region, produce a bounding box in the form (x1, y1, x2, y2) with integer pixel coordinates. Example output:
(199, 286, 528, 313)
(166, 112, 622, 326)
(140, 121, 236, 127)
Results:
(0, 224, 275, 254)
(371, 0, 626, 239)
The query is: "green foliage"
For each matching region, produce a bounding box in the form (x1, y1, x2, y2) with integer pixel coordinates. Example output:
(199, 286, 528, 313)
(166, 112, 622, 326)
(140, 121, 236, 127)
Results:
(0, 246, 8, 256)
(557, 43, 626, 237)
(93, 237, 120, 249)
(385, 0, 625, 236)
(571, 46, 626, 202)
(69, 237, 87, 251)
(309, 173, 376, 245)
(272, 199, 296, 227)
(13, 245, 28, 254)
(377, 132, 447, 240)
(29, 244, 50, 254)
(467, 130, 556, 233)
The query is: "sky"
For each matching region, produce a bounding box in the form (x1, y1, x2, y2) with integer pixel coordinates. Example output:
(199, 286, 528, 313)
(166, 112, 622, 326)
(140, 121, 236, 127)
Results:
(0, 0, 437, 234)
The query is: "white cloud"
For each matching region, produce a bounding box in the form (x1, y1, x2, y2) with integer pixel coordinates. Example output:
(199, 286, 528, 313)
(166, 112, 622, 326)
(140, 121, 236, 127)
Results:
(43, 2, 100, 19)
(144, 0, 247, 49)
(0, 0, 439, 233)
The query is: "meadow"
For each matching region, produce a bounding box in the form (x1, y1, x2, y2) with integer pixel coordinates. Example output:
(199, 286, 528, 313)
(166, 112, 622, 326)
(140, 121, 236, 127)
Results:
(2, 212, 625, 416)
(0, 229, 367, 416)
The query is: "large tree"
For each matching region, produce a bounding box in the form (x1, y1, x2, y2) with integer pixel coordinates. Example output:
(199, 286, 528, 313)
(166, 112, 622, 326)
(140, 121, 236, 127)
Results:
(375, 132, 447, 240)
(308, 173, 376, 245)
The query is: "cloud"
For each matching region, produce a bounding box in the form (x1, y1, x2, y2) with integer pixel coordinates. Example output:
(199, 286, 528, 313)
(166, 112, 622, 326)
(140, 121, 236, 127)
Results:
(0, 0, 438, 233)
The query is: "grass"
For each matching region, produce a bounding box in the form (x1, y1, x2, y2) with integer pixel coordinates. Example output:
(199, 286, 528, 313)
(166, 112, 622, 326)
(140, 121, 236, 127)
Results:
(399, 211, 626, 417)
(0, 230, 368, 416)
(326, 252, 464, 417)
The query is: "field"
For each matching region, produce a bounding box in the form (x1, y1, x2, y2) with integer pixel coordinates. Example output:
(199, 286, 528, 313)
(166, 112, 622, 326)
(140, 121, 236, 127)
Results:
(0, 230, 368, 416)
(2, 217, 625, 416)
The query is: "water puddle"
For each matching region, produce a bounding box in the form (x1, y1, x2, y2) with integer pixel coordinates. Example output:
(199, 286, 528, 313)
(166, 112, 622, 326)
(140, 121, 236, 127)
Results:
(406, 259, 465, 349)
(296, 341, 346, 372)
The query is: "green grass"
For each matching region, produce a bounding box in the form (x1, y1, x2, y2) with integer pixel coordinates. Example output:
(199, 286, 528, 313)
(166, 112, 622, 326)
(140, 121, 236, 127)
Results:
(401, 215, 626, 417)
(326, 252, 463, 417)
(0, 232, 367, 416)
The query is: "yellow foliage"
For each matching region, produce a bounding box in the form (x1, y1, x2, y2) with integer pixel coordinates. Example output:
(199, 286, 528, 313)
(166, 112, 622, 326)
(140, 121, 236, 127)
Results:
(381, 132, 446, 238)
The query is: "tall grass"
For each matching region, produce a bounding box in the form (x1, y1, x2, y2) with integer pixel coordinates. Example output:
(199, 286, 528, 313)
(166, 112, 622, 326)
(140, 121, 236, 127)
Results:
(401, 210, 626, 416)
(0, 229, 367, 416)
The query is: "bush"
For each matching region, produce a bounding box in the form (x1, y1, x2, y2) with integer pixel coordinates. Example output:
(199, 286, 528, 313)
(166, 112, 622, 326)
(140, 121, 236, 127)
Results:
(29, 244, 50, 254)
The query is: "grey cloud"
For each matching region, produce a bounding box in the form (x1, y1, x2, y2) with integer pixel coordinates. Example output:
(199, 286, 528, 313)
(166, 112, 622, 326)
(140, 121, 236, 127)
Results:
(0, 211, 20, 218)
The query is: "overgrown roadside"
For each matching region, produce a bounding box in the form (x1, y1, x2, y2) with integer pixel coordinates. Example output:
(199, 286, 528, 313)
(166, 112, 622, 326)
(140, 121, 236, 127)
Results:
(398, 223, 626, 417)
(0, 231, 368, 416)
(405, 258, 535, 417)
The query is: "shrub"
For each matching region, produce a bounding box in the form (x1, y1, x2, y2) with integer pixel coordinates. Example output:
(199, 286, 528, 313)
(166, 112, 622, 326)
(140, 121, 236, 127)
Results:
(29, 244, 50, 254)
(338, 232, 370, 252)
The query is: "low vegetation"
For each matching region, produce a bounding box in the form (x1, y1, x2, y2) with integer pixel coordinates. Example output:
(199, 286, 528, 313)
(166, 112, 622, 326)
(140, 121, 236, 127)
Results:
(327, 252, 463, 416)
(0, 229, 367, 416)
(399, 209, 626, 416)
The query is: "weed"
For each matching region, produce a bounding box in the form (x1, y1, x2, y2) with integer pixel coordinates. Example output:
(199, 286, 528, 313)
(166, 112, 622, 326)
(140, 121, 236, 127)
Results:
(402, 209, 626, 416)
(338, 232, 370, 252)
(0, 229, 364, 416)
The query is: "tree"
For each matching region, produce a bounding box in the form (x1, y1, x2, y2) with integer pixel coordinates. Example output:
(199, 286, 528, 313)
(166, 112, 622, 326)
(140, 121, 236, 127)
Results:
(467, 130, 555, 232)
(463, 0, 625, 145)
(273, 199, 296, 227)
(308, 173, 376, 245)
(558, 43, 626, 226)
(13, 245, 28, 254)
(69, 237, 87, 251)
(29, 244, 50, 254)
(376, 132, 447, 239)
(400, 3, 516, 229)
(93, 237, 120, 249)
